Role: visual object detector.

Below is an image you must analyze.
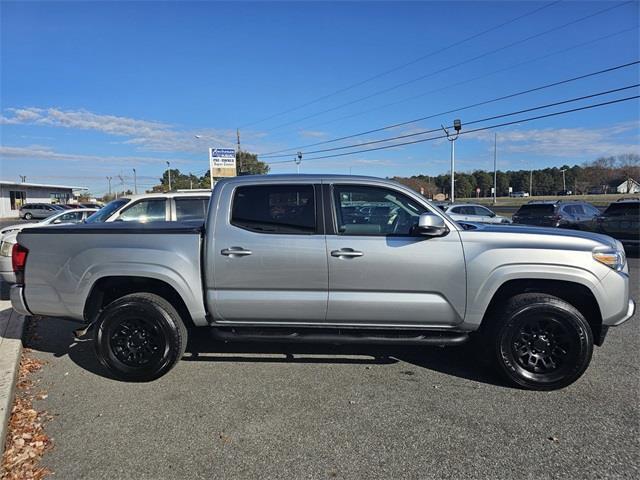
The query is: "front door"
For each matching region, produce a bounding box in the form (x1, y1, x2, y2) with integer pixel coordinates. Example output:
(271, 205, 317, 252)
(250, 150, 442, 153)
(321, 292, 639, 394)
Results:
(326, 183, 466, 327)
(210, 182, 328, 324)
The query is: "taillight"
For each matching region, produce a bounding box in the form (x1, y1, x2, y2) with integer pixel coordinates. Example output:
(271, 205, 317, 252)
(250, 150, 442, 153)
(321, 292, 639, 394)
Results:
(12, 244, 28, 273)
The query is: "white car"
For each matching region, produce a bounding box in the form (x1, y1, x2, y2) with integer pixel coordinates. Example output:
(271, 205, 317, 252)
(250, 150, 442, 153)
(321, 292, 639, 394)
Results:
(0, 208, 97, 283)
(443, 204, 512, 224)
(85, 191, 211, 224)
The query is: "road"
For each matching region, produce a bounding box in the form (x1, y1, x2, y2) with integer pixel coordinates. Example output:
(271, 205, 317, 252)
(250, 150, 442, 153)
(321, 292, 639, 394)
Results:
(17, 258, 639, 479)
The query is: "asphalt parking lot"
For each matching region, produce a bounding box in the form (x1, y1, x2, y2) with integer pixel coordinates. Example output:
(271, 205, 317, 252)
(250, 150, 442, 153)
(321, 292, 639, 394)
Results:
(8, 254, 636, 479)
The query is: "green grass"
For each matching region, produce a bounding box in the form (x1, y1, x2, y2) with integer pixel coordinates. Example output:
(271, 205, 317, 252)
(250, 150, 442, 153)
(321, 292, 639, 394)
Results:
(457, 193, 639, 207)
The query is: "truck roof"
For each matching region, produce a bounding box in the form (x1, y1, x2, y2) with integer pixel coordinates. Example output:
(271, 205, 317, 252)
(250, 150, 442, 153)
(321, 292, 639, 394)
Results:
(216, 174, 395, 185)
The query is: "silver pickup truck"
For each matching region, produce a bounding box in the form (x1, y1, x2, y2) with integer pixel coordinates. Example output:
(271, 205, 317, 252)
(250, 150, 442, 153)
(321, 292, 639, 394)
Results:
(9, 175, 635, 390)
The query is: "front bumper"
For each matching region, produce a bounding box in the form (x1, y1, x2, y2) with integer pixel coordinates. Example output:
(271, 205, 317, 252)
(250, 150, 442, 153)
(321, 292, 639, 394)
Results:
(610, 299, 636, 327)
(10, 285, 31, 316)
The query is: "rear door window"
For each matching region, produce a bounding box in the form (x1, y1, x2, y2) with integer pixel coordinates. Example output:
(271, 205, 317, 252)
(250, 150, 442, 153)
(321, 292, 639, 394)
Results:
(604, 202, 640, 217)
(231, 185, 316, 234)
(118, 199, 167, 222)
(517, 204, 555, 216)
(175, 197, 209, 222)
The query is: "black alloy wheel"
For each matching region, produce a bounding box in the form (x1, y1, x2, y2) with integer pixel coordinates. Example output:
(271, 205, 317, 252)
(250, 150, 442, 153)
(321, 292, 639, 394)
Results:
(94, 292, 187, 382)
(490, 293, 593, 390)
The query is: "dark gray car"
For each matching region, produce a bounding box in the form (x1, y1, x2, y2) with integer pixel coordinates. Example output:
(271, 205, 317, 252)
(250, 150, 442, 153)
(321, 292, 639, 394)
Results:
(512, 200, 601, 229)
(19, 203, 65, 220)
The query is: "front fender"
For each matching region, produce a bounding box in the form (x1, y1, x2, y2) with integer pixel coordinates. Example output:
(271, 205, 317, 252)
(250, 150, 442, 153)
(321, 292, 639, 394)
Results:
(461, 262, 607, 330)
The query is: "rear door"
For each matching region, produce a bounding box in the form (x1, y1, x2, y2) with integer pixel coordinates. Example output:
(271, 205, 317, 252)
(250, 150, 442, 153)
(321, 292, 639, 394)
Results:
(325, 182, 466, 327)
(210, 182, 328, 323)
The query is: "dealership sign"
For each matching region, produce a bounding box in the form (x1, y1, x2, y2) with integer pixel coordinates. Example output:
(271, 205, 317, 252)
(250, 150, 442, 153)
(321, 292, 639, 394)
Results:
(209, 148, 236, 178)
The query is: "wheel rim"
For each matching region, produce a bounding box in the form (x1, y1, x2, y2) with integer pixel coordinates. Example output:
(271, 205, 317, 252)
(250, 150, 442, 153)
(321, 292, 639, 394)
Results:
(109, 317, 163, 367)
(509, 315, 579, 382)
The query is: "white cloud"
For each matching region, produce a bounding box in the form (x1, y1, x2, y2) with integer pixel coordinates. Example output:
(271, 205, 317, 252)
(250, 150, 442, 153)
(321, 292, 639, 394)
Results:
(0, 107, 274, 154)
(466, 121, 639, 158)
(0, 145, 190, 167)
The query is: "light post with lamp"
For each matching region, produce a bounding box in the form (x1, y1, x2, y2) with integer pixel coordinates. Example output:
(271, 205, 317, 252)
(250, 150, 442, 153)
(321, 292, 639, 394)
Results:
(166, 161, 171, 191)
(295, 151, 302, 174)
(441, 119, 462, 202)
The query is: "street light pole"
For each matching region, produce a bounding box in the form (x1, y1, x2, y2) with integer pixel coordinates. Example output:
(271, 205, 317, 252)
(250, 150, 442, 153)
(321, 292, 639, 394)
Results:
(166, 161, 172, 191)
(529, 169, 533, 197)
(442, 119, 462, 203)
(106, 176, 112, 198)
(493, 133, 497, 204)
(295, 152, 302, 174)
(133, 168, 137, 194)
(560, 168, 567, 192)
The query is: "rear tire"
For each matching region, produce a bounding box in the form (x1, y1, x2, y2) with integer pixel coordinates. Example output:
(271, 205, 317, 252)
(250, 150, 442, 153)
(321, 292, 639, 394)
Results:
(487, 293, 593, 390)
(24, 213, 32, 220)
(94, 292, 188, 381)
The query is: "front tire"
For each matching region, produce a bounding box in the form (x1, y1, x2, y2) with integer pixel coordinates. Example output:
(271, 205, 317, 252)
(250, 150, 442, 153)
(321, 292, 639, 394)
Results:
(489, 293, 593, 390)
(24, 213, 32, 220)
(94, 293, 188, 381)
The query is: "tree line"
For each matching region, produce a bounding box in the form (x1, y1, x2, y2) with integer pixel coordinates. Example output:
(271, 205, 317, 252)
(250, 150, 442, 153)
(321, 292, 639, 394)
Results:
(394, 153, 639, 199)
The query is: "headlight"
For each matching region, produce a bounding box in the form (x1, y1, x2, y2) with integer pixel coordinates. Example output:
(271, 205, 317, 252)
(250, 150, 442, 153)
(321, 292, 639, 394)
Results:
(593, 248, 626, 271)
(0, 241, 14, 257)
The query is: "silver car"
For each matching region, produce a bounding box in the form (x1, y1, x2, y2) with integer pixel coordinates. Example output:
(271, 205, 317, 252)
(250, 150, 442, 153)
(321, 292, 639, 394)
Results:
(443, 203, 512, 224)
(19, 203, 65, 220)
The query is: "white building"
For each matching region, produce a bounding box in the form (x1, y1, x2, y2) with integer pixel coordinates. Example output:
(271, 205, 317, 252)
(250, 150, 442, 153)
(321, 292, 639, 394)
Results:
(616, 178, 640, 194)
(0, 180, 87, 218)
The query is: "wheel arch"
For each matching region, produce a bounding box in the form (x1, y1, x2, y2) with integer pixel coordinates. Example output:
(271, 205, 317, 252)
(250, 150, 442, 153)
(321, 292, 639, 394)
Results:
(84, 276, 196, 328)
(479, 279, 605, 346)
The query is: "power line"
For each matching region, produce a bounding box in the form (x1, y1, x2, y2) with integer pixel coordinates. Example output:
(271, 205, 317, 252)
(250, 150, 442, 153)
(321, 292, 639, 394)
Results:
(259, 60, 640, 158)
(265, 84, 639, 159)
(268, 95, 639, 164)
(239, 1, 562, 129)
(289, 26, 638, 139)
(261, 1, 632, 134)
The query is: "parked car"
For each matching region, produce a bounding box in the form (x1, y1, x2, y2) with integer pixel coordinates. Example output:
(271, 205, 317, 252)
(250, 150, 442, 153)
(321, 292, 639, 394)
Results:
(85, 192, 211, 224)
(512, 201, 601, 229)
(10, 175, 634, 390)
(1, 208, 97, 283)
(443, 203, 512, 224)
(593, 198, 639, 248)
(79, 202, 103, 209)
(56, 204, 76, 210)
(510, 191, 529, 198)
(19, 203, 65, 220)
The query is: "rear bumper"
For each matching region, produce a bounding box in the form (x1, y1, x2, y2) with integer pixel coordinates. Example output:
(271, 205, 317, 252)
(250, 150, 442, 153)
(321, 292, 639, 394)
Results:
(10, 285, 31, 316)
(0, 271, 16, 284)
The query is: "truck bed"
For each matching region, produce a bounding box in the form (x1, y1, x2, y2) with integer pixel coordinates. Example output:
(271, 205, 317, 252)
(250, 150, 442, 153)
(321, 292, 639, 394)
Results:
(16, 222, 207, 324)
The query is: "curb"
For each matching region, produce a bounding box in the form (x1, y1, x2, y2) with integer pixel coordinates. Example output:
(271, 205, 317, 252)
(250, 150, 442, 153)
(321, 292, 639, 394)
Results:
(0, 300, 25, 451)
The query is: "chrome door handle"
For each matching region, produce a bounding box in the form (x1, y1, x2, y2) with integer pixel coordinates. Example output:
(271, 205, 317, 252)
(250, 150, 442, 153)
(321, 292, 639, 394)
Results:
(331, 249, 364, 258)
(221, 247, 252, 257)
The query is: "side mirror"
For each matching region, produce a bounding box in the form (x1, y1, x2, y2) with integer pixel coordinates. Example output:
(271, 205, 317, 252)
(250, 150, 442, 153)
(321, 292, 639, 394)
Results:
(417, 213, 448, 237)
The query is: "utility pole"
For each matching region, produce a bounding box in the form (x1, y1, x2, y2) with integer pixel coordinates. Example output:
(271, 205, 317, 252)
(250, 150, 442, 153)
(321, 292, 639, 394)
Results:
(442, 120, 462, 202)
(529, 169, 533, 197)
(237, 129, 243, 175)
(560, 168, 567, 192)
(493, 133, 497, 204)
(133, 168, 138, 194)
(166, 161, 172, 191)
(106, 176, 112, 198)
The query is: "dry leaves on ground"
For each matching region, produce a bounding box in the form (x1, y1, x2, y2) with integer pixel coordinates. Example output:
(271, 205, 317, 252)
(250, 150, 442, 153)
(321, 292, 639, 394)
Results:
(1, 353, 52, 480)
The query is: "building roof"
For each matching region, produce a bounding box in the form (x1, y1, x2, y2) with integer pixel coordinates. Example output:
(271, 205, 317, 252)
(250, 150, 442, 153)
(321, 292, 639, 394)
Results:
(617, 178, 639, 187)
(0, 180, 87, 190)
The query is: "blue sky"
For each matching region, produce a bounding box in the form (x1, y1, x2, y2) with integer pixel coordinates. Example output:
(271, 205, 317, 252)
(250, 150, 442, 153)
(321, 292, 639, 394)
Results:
(1, 0, 638, 195)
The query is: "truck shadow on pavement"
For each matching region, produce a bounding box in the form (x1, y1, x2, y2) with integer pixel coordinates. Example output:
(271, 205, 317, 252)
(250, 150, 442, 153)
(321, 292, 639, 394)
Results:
(24, 316, 507, 387)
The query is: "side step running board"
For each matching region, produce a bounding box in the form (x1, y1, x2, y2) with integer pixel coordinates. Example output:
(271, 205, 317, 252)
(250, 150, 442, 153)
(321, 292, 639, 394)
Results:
(209, 328, 470, 346)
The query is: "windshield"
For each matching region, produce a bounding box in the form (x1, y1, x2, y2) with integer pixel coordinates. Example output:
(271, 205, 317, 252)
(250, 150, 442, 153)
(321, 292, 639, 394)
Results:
(85, 199, 129, 223)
